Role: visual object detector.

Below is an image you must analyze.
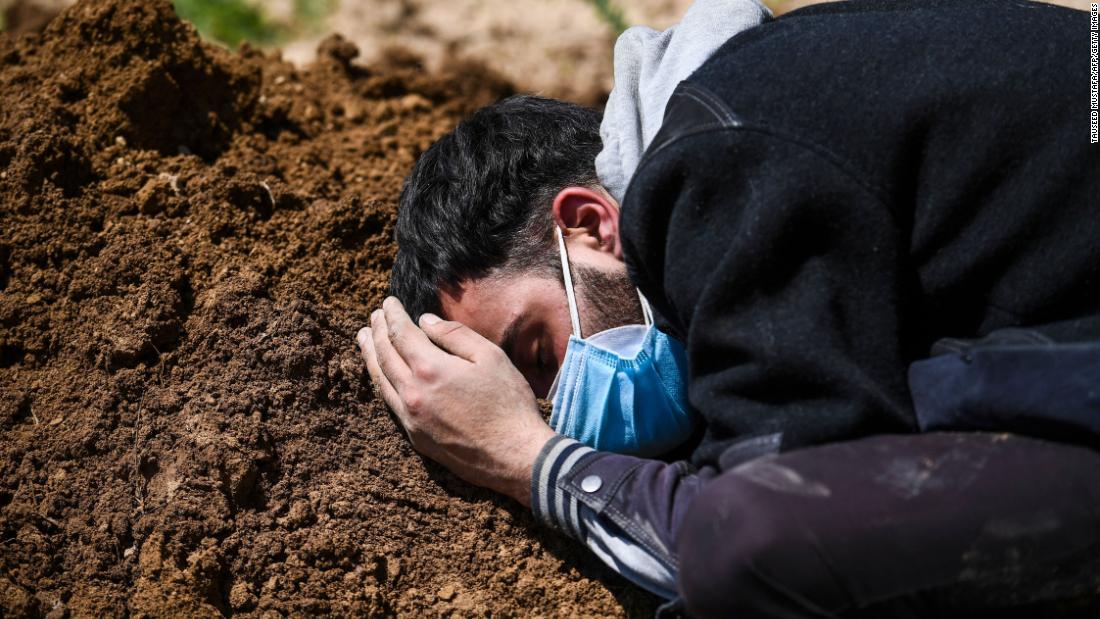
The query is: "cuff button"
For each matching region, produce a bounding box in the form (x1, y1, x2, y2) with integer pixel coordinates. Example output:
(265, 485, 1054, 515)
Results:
(580, 475, 603, 493)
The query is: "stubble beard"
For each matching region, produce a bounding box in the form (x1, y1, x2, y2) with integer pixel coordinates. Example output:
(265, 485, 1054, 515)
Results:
(571, 263, 644, 337)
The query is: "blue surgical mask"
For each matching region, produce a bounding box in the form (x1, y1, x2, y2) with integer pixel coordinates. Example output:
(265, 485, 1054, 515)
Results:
(546, 227, 697, 456)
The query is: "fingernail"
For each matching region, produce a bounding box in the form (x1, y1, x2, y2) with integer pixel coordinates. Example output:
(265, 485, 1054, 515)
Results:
(420, 313, 441, 326)
(371, 309, 382, 324)
(357, 327, 371, 344)
(383, 297, 395, 310)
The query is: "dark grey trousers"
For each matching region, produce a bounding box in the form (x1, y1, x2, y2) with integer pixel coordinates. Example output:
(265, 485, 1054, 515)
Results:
(676, 433, 1100, 618)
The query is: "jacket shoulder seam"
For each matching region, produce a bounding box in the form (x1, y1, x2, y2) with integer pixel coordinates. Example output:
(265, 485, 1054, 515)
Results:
(635, 104, 893, 210)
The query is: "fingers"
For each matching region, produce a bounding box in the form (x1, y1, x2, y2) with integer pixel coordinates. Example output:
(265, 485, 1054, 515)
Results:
(357, 327, 403, 413)
(418, 313, 493, 363)
(381, 297, 446, 372)
(370, 308, 414, 396)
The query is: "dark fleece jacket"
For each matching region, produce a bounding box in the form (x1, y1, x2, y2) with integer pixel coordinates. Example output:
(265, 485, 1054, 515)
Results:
(620, 0, 1100, 468)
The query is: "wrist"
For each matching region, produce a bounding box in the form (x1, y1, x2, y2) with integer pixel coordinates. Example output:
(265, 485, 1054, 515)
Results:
(502, 423, 557, 507)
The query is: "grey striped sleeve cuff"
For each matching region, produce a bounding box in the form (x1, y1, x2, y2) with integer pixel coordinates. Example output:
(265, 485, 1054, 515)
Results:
(530, 435, 595, 540)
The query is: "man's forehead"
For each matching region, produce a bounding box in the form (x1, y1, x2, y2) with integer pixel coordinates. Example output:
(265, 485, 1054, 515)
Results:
(440, 273, 562, 346)
(438, 277, 520, 344)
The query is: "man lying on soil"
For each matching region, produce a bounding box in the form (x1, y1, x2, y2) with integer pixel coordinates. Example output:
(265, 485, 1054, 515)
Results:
(358, 0, 1100, 616)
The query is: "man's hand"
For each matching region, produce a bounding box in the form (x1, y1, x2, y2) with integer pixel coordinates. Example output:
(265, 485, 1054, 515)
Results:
(357, 297, 556, 506)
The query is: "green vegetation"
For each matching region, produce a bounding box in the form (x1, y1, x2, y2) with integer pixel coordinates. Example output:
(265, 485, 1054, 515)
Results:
(172, 0, 335, 48)
(174, 0, 279, 46)
(588, 0, 630, 36)
(289, 0, 334, 30)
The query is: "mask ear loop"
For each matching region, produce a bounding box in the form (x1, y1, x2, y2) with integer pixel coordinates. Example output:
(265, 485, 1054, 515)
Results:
(556, 226, 582, 338)
(637, 291, 654, 327)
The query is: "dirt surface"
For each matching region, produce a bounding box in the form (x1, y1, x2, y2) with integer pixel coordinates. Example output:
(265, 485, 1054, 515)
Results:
(0, 0, 657, 615)
(1, 0, 65, 36)
(1, 0, 697, 107)
(280, 0, 695, 106)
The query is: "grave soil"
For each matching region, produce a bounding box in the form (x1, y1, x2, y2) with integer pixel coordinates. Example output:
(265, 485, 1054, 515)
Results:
(0, 1, 655, 615)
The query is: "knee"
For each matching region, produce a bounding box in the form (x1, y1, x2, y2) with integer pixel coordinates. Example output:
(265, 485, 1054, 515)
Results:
(677, 468, 834, 618)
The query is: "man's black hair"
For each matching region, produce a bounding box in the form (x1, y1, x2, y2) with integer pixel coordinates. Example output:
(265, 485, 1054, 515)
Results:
(390, 95, 603, 321)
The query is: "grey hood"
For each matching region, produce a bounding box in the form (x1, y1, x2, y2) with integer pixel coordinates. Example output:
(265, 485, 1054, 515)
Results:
(595, 0, 770, 203)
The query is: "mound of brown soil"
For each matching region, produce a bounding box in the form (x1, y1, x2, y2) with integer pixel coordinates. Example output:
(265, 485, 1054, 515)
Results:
(0, 1, 655, 615)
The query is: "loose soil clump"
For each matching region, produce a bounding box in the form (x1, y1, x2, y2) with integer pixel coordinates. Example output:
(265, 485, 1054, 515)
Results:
(0, 1, 655, 615)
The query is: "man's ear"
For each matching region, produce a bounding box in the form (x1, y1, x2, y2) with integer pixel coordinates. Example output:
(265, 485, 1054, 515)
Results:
(551, 186, 623, 259)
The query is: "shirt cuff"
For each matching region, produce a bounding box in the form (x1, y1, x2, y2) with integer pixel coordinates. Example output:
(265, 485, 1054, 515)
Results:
(530, 435, 596, 540)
